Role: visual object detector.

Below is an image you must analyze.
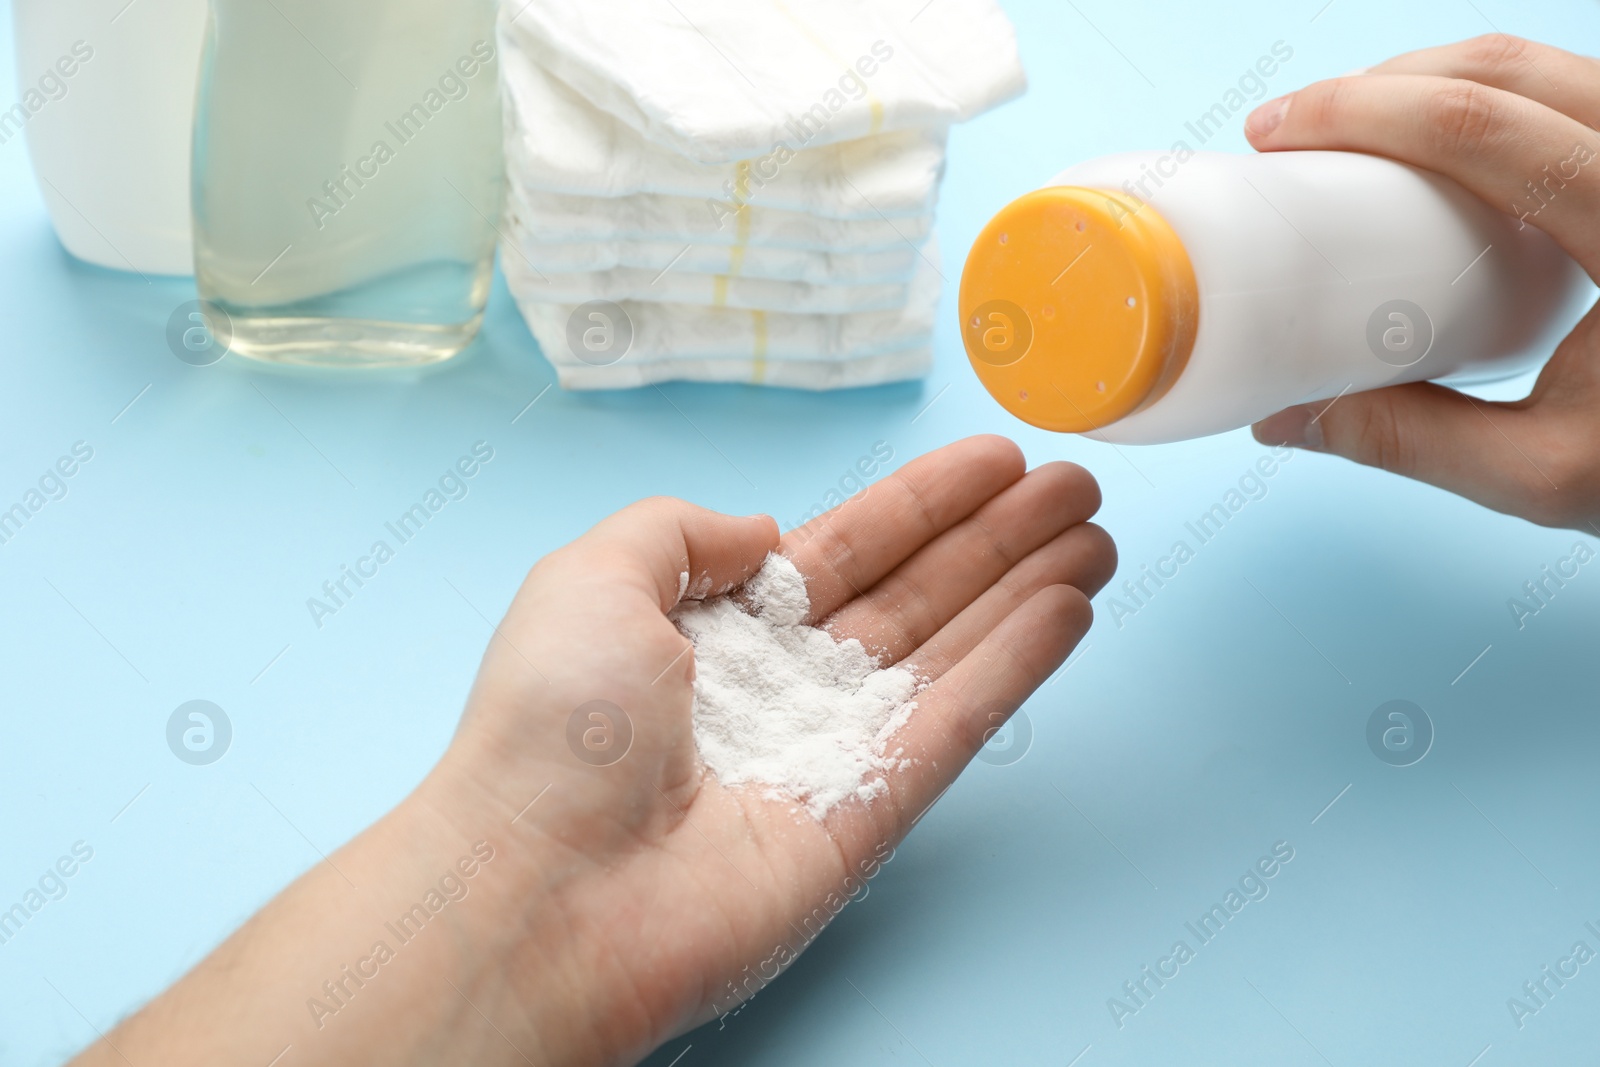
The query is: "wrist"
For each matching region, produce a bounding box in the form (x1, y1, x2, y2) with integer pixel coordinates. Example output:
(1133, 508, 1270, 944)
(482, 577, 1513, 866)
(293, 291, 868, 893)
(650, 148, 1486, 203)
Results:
(406, 752, 651, 1066)
(76, 761, 600, 1067)
(308, 784, 572, 1066)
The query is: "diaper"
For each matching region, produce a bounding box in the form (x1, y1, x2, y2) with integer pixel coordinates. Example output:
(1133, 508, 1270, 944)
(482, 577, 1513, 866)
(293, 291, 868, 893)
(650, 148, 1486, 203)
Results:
(498, 0, 1025, 390)
(514, 242, 942, 380)
(507, 185, 933, 251)
(504, 259, 911, 314)
(502, 44, 947, 219)
(550, 348, 933, 391)
(502, 0, 1026, 163)
(505, 237, 921, 285)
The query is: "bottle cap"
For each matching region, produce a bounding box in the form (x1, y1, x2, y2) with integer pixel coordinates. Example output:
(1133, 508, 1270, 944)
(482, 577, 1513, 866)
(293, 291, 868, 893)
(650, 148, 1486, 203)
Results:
(958, 186, 1199, 434)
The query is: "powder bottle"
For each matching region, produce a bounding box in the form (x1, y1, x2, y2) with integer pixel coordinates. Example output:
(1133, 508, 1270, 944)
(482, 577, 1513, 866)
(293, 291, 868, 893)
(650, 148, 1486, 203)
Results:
(191, 0, 505, 366)
(960, 150, 1590, 444)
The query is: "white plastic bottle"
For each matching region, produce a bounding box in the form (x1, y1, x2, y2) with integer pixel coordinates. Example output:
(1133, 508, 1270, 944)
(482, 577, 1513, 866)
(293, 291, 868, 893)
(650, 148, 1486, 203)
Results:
(959, 150, 1592, 445)
(12, 0, 207, 275)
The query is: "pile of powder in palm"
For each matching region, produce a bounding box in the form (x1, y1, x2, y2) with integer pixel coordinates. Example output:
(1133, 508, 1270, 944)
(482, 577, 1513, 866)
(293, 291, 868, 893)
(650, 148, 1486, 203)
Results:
(672, 553, 918, 819)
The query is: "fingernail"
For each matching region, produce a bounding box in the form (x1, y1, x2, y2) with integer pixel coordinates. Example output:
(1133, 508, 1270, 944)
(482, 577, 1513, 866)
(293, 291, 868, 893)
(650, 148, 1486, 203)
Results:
(1246, 94, 1291, 139)
(1252, 405, 1323, 450)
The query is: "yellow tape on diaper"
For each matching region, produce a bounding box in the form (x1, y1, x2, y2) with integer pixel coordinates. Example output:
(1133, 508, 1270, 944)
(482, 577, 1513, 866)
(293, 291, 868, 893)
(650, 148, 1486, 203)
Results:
(769, 0, 884, 136)
(751, 310, 768, 384)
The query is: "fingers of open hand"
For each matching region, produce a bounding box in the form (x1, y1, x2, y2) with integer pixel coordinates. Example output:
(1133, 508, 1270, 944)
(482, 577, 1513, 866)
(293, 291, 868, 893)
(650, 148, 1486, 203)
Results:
(1246, 73, 1600, 276)
(872, 585, 1092, 837)
(1369, 35, 1600, 130)
(901, 522, 1115, 681)
(818, 461, 1104, 663)
(781, 435, 1026, 621)
(571, 497, 779, 612)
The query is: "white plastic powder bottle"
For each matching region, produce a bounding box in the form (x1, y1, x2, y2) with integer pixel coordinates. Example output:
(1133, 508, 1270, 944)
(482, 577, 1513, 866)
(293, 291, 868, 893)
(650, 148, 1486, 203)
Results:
(13, 0, 208, 275)
(959, 150, 1592, 444)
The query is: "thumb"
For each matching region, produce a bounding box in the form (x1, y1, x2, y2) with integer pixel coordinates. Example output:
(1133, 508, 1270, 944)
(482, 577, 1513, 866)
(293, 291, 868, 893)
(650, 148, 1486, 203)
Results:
(576, 498, 781, 612)
(1252, 381, 1563, 523)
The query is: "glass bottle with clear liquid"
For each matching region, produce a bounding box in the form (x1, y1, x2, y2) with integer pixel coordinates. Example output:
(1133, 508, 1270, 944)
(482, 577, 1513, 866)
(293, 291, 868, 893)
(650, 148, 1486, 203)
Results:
(192, 0, 503, 366)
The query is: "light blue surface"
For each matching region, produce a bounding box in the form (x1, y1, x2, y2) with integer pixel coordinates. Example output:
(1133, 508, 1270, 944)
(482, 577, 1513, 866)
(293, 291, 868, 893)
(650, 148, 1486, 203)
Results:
(3, 1, 1599, 1064)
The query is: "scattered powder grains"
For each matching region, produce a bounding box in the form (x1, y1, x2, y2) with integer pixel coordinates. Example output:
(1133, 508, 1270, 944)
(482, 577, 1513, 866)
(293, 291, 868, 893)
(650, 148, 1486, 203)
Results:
(672, 553, 919, 819)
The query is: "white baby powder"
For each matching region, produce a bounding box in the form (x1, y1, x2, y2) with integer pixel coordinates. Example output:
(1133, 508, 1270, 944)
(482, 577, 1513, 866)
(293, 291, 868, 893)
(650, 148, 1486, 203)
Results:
(672, 553, 918, 819)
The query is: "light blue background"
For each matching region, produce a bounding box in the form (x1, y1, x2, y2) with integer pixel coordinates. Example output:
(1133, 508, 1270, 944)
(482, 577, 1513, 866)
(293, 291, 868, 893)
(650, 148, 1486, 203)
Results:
(2, 1, 1598, 1065)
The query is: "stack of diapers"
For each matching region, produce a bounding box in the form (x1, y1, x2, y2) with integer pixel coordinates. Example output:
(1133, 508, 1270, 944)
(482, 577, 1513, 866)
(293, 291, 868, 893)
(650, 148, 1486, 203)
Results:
(499, 0, 1026, 390)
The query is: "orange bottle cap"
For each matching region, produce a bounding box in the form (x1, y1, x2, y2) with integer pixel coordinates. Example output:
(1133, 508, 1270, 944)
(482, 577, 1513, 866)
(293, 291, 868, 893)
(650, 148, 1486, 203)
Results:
(958, 186, 1199, 434)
